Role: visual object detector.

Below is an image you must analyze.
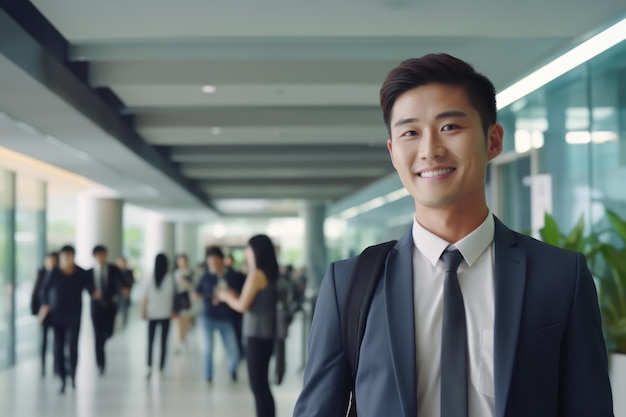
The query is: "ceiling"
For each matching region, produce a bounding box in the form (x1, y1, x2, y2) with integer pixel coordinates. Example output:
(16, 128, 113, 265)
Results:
(0, 0, 625, 218)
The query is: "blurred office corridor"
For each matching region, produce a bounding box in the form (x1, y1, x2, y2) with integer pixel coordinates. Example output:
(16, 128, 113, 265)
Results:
(0, 308, 305, 417)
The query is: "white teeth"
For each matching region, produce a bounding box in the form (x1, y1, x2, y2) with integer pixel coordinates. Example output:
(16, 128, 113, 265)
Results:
(419, 168, 454, 178)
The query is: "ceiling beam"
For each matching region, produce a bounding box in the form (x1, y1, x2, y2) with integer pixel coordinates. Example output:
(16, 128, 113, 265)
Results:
(134, 106, 381, 127)
(181, 166, 391, 179)
(0, 4, 216, 211)
(140, 126, 389, 146)
(89, 60, 394, 85)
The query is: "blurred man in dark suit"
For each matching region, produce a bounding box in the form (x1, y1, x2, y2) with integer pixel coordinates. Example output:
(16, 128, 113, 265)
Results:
(31, 251, 59, 377)
(89, 245, 129, 375)
(40, 245, 97, 393)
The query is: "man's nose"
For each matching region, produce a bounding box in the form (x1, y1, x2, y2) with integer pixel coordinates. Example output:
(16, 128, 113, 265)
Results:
(418, 129, 444, 160)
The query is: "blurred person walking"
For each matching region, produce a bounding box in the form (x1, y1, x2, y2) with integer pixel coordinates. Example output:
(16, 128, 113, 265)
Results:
(225, 253, 246, 361)
(195, 246, 241, 384)
(88, 245, 129, 375)
(217, 235, 278, 417)
(115, 256, 135, 328)
(39, 245, 99, 393)
(173, 253, 194, 353)
(31, 251, 59, 377)
(142, 253, 176, 378)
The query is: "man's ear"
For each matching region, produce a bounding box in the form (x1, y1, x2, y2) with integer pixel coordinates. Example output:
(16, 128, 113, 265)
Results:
(487, 124, 504, 161)
(387, 138, 396, 168)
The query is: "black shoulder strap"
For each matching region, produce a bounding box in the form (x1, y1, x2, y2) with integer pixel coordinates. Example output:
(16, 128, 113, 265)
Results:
(341, 240, 397, 416)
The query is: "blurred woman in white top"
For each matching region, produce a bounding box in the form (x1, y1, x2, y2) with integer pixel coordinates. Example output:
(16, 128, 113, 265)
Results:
(174, 253, 194, 353)
(142, 253, 175, 378)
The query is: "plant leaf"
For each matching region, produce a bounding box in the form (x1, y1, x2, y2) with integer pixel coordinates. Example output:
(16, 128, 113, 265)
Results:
(564, 215, 585, 252)
(607, 209, 626, 244)
(540, 213, 561, 246)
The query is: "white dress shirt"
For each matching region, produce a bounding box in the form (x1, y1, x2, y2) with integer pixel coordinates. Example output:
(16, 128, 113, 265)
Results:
(94, 264, 107, 292)
(413, 213, 495, 417)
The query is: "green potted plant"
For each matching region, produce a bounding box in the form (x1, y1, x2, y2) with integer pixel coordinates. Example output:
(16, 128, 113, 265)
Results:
(539, 210, 626, 351)
(540, 209, 626, 413)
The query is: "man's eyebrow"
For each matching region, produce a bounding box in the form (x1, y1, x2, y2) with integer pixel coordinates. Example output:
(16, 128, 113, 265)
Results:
(393, 118, 418, 128)
(436, 110, 468, 119)
(392, 111, 468, 128)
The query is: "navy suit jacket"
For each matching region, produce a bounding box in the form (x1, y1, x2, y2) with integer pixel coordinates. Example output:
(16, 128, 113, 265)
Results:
(88, 264, 125, 308)
(293, 216, 613, 417)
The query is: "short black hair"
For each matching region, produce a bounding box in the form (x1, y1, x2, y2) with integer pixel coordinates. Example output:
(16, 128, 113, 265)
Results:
(380, 53, 497, 136)
(205, 246, 224, 259)
(47, 252, 59, 261)
(92, 245, 107, 256)
(60, 245, 75, 254)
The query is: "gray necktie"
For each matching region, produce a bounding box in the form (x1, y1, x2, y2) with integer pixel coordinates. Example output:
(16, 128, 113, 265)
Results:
(440, 249, 468, 417)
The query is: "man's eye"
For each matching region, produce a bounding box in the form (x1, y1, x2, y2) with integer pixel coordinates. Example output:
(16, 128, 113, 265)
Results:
(401, 130, 418, 137)
(442, 124, 459, 131)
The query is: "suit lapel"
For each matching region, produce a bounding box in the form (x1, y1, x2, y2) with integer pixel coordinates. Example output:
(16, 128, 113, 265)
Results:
(493, 217, 526, 417)
(384, 230, 417, 417)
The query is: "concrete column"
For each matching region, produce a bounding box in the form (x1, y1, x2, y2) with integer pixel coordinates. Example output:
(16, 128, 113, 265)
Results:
(75, 196, 123, 270)
(175, 222, 200, 268)
(302, 201, 327, 291)
(144, 213, 175, 274)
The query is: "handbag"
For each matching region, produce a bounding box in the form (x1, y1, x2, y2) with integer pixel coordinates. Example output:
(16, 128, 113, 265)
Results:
(174, 291, 191, 312)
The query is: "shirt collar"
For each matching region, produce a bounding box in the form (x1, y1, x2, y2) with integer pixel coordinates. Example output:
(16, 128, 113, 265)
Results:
(412, 212, 495, 267)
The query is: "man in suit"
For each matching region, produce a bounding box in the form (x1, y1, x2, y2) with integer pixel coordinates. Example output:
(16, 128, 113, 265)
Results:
(31, 251, 59, 377)
(293, 54, 613, 417)
(39, 245, 98, 393)
(89, 245, 128, 375)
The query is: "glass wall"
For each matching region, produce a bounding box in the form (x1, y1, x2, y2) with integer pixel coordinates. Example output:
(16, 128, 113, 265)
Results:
(497, 39, 626, 234)
(14, 176, 45, 361)
(327, 175, 414, 260)
(0, 169, 15, 369)
(0, 147, 92, 369)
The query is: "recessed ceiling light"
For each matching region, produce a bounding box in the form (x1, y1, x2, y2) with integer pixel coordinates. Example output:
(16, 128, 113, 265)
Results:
(202, 85, 217, 93)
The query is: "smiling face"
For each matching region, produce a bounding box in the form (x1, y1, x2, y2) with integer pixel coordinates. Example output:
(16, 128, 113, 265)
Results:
(387, 83, 503, 219)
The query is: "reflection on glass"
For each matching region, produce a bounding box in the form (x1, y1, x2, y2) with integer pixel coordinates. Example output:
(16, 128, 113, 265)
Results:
(15, 176, 44, 362)
(0, 169, 14, 369)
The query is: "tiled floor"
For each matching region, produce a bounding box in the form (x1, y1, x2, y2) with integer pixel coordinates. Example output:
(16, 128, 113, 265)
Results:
(0, 311, 306, 417)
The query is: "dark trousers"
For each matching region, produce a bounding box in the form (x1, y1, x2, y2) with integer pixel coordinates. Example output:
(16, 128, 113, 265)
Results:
(147, 319, 170, 370)
(53, 322, 80, 383)
(246, 337, 275, 417)
(274, 339, 286, 384)
(233, 314, 243, 358)
(40, 316, 55, 375)
(91, 304, 117, 370)
(118, 297, 131, 328)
